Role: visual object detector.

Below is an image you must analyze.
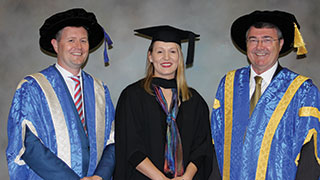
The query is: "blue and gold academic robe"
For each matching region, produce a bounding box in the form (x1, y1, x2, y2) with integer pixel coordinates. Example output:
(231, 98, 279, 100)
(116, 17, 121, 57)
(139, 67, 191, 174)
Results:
(211, 66, 320, 180)
(6, 65, 114, 180)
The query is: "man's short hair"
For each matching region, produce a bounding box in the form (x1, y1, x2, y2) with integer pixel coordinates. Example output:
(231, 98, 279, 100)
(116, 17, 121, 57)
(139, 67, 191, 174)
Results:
(55, 26, 89, 42)
(245, 22, 283, 40)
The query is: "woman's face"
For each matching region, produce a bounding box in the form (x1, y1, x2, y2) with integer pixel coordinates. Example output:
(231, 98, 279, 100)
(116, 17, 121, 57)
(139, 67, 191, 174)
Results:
(148, 41, 180, 79)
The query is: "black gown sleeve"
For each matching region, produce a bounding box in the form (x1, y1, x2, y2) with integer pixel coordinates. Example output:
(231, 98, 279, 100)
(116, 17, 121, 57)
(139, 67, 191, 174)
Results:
(186, 91, 214, 179)
(188, 91, 221, 180)
(114, 86, 148, 179)
(209, 144, 222, 180)
(295, 136, 320, 180)
(118, 88, 147, 165)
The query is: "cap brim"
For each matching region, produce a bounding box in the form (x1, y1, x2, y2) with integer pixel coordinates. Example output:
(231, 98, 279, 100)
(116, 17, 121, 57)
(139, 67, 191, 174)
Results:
(231, 11, 294, 56)
(39, 17, 104, 55)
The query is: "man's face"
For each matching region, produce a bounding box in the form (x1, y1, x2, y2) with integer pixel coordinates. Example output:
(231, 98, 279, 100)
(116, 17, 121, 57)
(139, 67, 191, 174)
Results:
(246, 26, 284, 74)
(51, 26, 89, 75)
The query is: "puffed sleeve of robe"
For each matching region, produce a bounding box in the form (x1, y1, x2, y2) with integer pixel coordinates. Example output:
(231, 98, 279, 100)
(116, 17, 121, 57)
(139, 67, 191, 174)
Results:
(114, 85, 149, 179)
(184, 89, 215, 179)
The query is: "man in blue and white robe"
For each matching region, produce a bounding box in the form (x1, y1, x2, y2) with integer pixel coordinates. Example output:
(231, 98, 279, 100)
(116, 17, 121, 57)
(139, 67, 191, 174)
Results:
(6, 8, 115, 180)
(7, 65, 115, 179)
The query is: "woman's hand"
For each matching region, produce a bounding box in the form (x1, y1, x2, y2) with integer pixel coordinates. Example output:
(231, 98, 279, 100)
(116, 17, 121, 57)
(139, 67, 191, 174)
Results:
(136, 157, 170, 180)
(171, 175, 191, 180)
(171, 162, 198, 180)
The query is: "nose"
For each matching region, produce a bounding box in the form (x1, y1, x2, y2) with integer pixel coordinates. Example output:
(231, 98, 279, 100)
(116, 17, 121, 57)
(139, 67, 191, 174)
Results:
(74, 40, 82, 49)
(164, 51, 170, 60)
(256, 40, 264, 49)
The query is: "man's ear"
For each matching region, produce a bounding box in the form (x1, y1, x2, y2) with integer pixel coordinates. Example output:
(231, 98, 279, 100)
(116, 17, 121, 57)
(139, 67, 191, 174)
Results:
(51, 39, 58, 53)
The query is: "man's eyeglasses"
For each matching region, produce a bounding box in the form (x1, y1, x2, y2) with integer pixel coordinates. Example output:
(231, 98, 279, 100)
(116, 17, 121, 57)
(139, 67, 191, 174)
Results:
(247, 37, 280, 46)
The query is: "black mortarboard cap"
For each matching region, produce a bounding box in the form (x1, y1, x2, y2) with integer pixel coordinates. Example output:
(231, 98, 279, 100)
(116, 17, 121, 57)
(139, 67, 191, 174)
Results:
(134, 25, 200, 66)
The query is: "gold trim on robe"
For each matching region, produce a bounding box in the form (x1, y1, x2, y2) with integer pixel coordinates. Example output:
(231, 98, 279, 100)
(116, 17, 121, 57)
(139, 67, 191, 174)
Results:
(223, 70, 236, 180)
(255, 75, 309, 180)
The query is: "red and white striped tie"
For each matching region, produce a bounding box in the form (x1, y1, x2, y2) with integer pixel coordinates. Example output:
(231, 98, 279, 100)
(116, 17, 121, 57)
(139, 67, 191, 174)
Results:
(70, 76, 87, 136)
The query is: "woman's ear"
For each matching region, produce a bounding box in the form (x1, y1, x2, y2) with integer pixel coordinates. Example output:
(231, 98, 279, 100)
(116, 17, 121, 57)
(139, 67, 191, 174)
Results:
(148, 51, 153, 63)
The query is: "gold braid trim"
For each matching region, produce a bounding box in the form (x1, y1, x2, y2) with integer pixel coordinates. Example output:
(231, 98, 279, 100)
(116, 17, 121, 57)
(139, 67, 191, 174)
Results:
(223, 70, 236, 180)
(299, 107, 320, 122)
(255, 75, 309, 180)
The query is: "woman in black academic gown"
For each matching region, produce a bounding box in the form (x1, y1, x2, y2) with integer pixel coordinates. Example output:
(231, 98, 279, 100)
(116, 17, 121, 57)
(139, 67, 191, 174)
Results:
(114, 25, 217, 180)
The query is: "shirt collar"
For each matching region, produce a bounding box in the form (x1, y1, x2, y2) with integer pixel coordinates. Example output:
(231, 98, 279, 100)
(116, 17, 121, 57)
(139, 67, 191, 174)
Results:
(55, 63, 81, 78)
(250, 61, 278, 85)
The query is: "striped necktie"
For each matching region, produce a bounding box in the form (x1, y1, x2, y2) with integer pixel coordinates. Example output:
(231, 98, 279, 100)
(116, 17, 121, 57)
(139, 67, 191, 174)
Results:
(250, 76, 263, 116)
(70, 76, 87, 136)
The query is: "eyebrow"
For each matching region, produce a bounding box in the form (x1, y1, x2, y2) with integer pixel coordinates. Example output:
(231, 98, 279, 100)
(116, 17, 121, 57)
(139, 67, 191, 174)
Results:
(248, 35, 273, 39)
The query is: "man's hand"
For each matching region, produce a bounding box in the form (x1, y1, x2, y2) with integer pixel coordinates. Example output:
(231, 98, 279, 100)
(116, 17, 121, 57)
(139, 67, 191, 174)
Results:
(81, 175, 103, 180)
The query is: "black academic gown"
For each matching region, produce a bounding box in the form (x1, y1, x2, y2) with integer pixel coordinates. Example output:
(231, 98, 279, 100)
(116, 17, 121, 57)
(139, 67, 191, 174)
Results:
(114, 78, 214, 180)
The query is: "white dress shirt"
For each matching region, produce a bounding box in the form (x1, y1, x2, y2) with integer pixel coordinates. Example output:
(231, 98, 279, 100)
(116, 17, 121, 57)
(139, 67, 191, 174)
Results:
(249, 61, 278, 99)
(55, 63, 85, 113)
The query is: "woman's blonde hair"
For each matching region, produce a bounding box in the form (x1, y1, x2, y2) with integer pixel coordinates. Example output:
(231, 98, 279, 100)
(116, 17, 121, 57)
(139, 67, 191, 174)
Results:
(142, 42, 191, 101)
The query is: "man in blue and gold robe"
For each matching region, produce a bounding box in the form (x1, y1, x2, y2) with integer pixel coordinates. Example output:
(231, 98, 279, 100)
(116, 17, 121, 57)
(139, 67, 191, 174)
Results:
(6, 8, 115, 180)
(211, 10, 320, 180)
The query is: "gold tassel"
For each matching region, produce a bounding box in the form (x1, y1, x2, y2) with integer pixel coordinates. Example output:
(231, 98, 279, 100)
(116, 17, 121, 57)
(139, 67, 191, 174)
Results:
(294, 23, 308, 55)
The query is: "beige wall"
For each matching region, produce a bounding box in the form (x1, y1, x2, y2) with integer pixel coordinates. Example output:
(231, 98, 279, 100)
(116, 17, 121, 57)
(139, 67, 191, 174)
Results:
(1, 0, 319, 179)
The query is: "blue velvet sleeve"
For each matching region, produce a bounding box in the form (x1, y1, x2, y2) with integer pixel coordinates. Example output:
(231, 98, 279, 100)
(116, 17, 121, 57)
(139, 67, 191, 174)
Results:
(21, 127, 80, 180)
(94, 144, 115, 180)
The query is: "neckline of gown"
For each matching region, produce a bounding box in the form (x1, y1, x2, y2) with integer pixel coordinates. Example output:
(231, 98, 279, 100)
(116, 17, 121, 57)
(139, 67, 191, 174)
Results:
(151, 77, 177, 89)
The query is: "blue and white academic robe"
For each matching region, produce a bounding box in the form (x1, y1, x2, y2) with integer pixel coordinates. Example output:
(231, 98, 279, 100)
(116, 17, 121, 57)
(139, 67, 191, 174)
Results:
(211, 66, 320, 180)
(6, 65, 115, 179)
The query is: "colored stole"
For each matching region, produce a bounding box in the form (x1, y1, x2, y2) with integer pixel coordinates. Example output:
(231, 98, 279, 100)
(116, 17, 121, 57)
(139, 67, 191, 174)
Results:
(152, 78, 184, 177)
